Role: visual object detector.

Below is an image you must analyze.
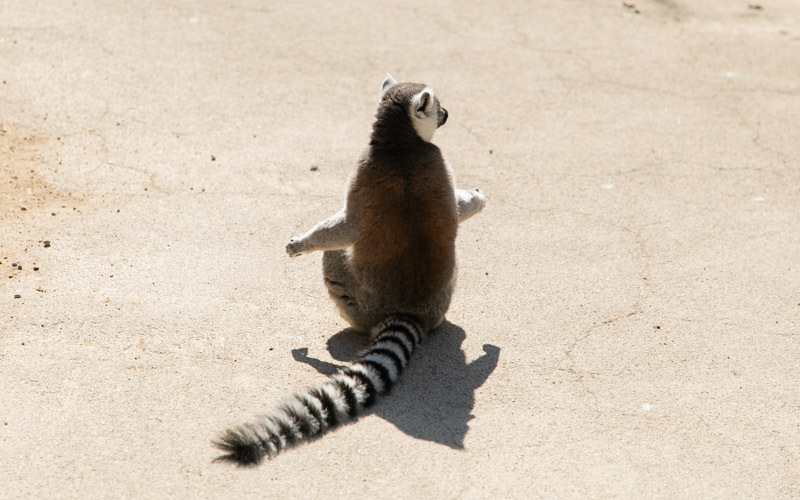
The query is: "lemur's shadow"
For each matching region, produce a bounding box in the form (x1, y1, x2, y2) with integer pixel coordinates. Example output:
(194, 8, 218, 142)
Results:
(292, 321, 500, 449)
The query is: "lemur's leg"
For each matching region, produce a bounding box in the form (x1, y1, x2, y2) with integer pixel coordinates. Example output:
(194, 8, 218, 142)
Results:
(322, 250, 370, 332)
(456, 188, 486, 222)
(286, 210, 359, 257)
(420, 265, 456, 332)
(322, 250, 357, 308)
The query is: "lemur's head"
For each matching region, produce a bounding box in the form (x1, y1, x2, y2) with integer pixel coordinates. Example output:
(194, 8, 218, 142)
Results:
(373, 73, 448, 143)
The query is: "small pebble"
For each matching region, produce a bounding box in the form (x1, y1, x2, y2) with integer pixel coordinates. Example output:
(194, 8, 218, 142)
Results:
(43, 241, 51, 248)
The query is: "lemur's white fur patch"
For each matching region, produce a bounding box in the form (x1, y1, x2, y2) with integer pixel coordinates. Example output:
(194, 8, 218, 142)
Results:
(410, 87, 437, 142)
(379, 73, 397, 99)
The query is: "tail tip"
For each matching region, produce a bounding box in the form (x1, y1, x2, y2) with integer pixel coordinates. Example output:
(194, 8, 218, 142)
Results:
(213, 428, 267, 467)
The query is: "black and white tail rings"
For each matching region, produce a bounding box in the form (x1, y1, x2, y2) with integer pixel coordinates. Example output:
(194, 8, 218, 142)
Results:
(214, 316, 422, 465)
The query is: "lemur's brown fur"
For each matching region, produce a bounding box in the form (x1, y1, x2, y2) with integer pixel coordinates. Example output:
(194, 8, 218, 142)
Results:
(287, 78, 484, 333)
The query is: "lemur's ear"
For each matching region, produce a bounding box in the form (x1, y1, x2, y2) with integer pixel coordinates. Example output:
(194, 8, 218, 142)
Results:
(412, 87, 435, 116)
(379, 73, 397, 99)
(409, 87, 438, 142)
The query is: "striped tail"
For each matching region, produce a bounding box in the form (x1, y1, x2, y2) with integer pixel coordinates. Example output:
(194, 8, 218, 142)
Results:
(213, 315, 422, 466)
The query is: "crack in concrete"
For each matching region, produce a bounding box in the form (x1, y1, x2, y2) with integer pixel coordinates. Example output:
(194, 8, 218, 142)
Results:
(565, 310, 642, 417)
(459, 122, 488, 147)
(558, 213, 664, 418)
(78, 127, 165, 194)
(728, 106, 792, 170)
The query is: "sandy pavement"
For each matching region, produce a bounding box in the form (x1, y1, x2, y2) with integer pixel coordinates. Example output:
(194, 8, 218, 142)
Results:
(1, 0, 799, 498)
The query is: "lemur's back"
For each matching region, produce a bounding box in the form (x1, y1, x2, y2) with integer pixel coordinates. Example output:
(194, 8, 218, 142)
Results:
(348, 143, 458, 308)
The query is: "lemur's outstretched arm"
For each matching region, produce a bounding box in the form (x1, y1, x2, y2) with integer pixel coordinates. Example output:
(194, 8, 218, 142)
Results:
(286, 209, 359, 257)
(456, 188, 486, 223)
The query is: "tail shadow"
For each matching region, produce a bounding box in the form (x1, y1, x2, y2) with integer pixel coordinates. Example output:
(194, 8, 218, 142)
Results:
(292, 320, 500, 449)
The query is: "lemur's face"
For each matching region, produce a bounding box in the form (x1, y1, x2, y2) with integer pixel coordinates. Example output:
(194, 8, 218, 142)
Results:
(379, 74, 447, 143)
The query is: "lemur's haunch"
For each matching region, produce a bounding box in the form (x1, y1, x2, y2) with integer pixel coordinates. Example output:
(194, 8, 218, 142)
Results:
(214, 75, 486, 465)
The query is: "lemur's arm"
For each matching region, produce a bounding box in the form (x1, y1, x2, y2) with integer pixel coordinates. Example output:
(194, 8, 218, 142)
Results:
(456, 188, 486, 223)
(286, 209, 359, 257)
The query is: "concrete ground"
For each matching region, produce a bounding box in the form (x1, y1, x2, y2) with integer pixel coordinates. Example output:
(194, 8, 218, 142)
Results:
(1, 0, 798, 498)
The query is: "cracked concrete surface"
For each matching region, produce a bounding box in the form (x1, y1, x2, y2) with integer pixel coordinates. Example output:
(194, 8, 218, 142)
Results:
(2, 0, 799, 498)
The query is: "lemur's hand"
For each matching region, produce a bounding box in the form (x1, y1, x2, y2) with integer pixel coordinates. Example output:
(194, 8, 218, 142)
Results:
(471, 188, 486, 211)
(286, 236, 306, 257)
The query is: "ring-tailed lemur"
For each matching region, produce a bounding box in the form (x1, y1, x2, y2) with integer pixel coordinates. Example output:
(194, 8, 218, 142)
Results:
(214, 74, 486, 465)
